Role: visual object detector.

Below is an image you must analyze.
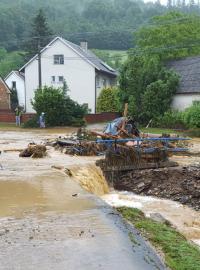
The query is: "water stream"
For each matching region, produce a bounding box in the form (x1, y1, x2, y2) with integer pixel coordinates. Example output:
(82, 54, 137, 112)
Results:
(71, 164, 200, 247)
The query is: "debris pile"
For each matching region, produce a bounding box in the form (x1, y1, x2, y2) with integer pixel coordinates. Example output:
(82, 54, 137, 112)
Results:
(48, 117, 141, 156)
(49, 116, 187, 159)
(96, 143, 177, 170)
(50, 138, 107, 156)
(110, 165, 200, 210)
(19, 144, 47, 158)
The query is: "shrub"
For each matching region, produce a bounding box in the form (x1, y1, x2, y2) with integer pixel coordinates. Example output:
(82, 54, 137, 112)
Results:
(183, 102, 200, 128)
(31, 86, 87, 127)
(141, 79, 177, 121)
(22, 115, 38, 128)
(97, 87, 119, 113)
(154, 110, 186, 129)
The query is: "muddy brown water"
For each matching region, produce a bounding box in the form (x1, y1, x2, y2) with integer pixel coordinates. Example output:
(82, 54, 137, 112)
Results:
(0, 175, 94, 218)
(0, 129, 167, 270)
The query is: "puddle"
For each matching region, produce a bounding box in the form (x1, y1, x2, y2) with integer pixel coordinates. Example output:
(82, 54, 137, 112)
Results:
(0, 173, 94, 218)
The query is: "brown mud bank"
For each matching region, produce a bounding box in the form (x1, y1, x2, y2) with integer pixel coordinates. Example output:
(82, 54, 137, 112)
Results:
(102, 165, 200, 211)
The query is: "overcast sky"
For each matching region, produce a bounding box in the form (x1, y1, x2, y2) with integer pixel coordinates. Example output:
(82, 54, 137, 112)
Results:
(144, 0, 167, 5)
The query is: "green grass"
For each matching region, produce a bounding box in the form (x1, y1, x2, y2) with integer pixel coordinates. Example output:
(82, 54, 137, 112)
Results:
(117, 207, 200, 270)
(140, 127, 182, 135)
(141, 127, 200, 138)
(103, 49, 128, 61)
(0, 50, 25, 77)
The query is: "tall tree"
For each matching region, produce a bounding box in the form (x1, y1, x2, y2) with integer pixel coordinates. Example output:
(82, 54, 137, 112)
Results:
(25, 9, 52, 59)
(136, 12, 200, 60)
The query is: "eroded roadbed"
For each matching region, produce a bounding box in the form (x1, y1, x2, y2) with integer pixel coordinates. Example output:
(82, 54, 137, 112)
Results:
(0, 130, 166, 270)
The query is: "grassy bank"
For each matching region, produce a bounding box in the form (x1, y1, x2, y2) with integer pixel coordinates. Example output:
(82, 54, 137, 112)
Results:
(141, 127, 182, 135)
(141, 127, 200, 137)
(117, 207, 200, 270)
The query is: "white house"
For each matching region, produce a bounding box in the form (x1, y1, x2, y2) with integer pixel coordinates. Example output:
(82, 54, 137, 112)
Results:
(5, 71, 25, 109)
(10, 37, 117, 113)
(169, 56, 200, 110)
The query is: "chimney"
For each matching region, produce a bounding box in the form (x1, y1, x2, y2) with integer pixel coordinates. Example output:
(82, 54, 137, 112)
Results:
(80, 41, 88, 51)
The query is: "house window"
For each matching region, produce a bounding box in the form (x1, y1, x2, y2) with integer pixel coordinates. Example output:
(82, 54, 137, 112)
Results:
(96, 77, 100, 88)
(103, 78, 107, 88)
(54, 55, 64, 65)
(12, 81, 16, 89)
(58, 76, 64, 83)
(51, 76, 55, 83)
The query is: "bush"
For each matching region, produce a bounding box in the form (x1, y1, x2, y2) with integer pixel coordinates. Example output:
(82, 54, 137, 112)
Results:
(183, 102, 200, 128)
(22, 116, 38, 128)
(97, 87, 119, 113)
(31, 86, 87, 127)
(141, 79, 177, 121)
(154, 110, 186, 129)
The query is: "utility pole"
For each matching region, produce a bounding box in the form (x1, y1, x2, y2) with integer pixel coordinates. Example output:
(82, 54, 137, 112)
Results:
(38, 39, 42, 88)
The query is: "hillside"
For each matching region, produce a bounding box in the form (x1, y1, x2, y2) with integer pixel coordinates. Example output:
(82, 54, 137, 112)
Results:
(0, 0, 168, 51)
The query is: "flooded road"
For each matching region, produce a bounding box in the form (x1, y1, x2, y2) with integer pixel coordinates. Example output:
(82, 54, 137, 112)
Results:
(0, 129, 166, 270)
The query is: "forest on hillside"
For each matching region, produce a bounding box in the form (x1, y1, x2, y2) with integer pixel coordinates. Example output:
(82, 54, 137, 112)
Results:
(0, 0, 168, 51)
(1, 0, 200, 77)
(1, 0, 200, 52)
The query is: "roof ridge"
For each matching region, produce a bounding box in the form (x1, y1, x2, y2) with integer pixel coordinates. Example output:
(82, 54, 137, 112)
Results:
(19, 36, 117, 76)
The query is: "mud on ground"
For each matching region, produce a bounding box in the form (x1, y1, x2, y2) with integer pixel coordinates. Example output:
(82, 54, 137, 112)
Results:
(109, 165, 200, 211)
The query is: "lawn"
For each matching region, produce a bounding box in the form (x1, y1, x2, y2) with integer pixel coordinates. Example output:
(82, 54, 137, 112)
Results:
(118, 207, 200, 270)
(141, 127, 182, 135)
(103, 49, 128, 61)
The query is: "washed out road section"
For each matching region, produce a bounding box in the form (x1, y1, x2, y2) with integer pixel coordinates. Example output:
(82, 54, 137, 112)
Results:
(0, 130, 166, 270)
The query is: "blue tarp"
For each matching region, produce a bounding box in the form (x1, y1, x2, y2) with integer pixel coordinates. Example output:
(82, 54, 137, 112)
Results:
(103, 117, 126, 135)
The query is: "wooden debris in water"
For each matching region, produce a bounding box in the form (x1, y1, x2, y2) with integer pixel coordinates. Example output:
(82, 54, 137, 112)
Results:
(19, 144, 47, 158)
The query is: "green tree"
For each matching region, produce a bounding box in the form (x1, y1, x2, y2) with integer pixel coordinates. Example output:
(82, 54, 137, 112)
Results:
(97, 87, 119, 113)
(136, 11, 200, 60)
(31, 86, 86, 127)
(118, 55, 179, 123)
(0, 47, 6, 61)
(0, 50, 25, 77)
(62, 79, 70, 97)
(142, 80, 176, 119)
(0, 0, 170, 51)
(183, 101, 200, 128)
(25, 9, 52, 59)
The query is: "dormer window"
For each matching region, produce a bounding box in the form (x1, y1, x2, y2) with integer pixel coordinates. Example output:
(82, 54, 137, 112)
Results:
(54, 55, 64, 65)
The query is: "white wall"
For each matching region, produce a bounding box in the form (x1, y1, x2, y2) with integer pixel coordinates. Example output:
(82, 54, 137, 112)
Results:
(5, 73, 25, 108)
(25, 59, 39, 113)
(25, 39, 96, 113)
(96, 73, 116, 98)
(172, 94, 200, 111)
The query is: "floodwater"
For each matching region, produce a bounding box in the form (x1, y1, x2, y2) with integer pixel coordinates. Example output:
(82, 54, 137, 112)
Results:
(100, 137, 200, 247)
(0, 129, 166, 270)
(0, 175, 94, 218)
(102, 191, 200, 247)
